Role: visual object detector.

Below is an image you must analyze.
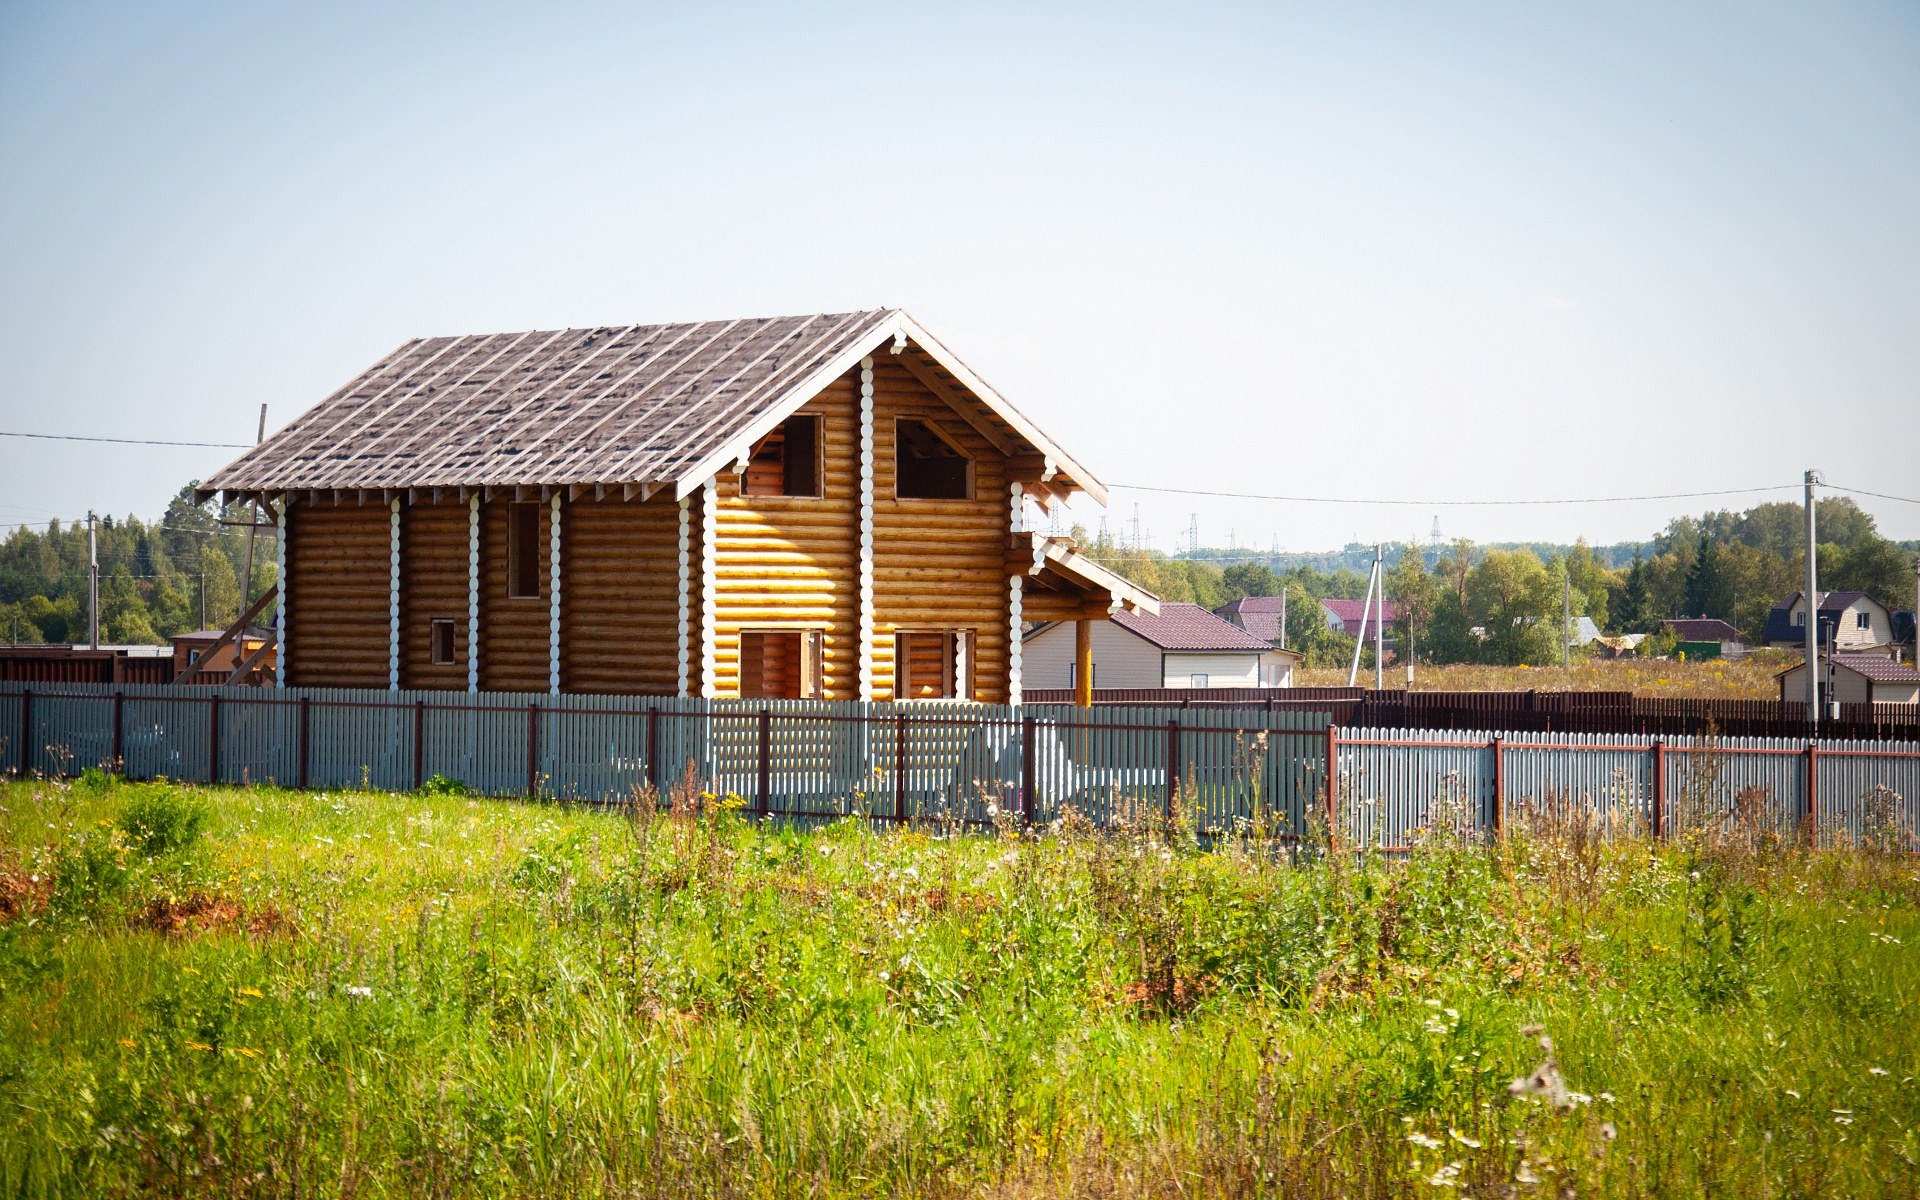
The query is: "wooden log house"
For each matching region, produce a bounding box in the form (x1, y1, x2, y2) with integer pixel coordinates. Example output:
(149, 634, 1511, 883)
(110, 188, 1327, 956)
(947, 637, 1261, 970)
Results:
(199, 310, 1156, 704)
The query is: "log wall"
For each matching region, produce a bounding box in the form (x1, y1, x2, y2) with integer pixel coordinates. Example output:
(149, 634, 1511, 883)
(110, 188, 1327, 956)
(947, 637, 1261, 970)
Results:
(709, 378, 860, 699)
(869, 357, 1011, 702)
(399, 501, 469, 691)
(285, 501, 389, 688)
(562, 493, 682, 695)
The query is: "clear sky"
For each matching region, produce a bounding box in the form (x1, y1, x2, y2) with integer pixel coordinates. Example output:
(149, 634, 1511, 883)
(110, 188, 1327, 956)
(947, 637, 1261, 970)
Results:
(2, 1, 1916, 552)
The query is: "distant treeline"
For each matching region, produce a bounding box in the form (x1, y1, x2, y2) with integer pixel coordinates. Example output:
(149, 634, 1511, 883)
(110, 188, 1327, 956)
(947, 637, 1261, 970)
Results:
(1082, 497, 1915, 668)
(0, 486, 278, 645)
(1, 486, 1909, 664)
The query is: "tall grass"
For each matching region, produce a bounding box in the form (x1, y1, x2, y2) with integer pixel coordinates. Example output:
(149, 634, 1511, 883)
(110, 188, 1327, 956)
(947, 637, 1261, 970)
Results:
(0, 770, 1915, 1197)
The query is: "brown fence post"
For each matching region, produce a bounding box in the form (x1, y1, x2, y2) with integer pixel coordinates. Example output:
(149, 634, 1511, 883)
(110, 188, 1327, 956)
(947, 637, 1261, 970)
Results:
(111, 691, 124, 772)
(646, 705, 661, 794)
(1490, 734, 1504, 840)
(412, 699, 426, 790)
(1650, 739, 1666, 840)
(1023, 714, 1038, 825)
(17, 687, 30, 776)
(296, 697, 310, 789)
(1165, 717, 1180, 822)
(207, 694, 221, 785)
(894, 712, 907, 823)
(757, 707, 771, 818)
(1324, 724, 1338, 853)
(1805, 741, 1819, 847)
(526, 702, 539, 800)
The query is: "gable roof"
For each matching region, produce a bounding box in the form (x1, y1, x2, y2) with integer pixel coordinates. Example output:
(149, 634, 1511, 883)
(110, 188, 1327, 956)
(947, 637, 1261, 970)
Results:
(200, 310, 1105, 505)
(1320, 598, 1403, 631)
(1214, 595, 1288, 642)
(1111, 603, 1276, 652)
(1763, 591, 1884, 643)
(1777, 652, 1920, 684)
(1663, 618, 1747, 644)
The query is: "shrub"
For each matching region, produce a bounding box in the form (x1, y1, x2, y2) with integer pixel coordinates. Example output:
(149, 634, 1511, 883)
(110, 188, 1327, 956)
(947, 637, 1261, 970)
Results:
(116, 789, 207, 859)
(419, 773, 469, 797)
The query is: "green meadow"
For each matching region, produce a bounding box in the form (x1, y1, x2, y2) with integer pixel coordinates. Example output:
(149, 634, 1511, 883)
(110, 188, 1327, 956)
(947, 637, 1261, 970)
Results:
(1, 771, 1916, 1197)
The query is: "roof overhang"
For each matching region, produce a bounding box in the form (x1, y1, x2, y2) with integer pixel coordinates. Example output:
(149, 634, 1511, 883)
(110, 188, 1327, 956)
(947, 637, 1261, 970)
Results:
(1006, 532, 1158, 619)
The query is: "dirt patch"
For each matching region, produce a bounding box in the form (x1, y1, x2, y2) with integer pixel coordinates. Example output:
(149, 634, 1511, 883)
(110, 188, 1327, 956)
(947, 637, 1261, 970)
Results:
(140, 892, 296, 939)
(0, 863, 52, 922)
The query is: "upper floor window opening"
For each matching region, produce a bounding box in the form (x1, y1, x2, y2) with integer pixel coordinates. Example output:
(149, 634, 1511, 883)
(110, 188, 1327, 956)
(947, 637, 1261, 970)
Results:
(895, 419, 971, 500)
(744, 415, 822, 497)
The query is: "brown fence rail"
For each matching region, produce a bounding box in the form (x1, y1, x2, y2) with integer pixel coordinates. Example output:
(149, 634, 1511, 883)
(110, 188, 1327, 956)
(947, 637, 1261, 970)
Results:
(1021, 687, 1920, 741)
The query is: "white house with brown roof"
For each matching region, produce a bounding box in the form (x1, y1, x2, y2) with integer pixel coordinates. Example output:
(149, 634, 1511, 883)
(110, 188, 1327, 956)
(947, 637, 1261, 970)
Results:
(1022, 602, 1299, 690)
(1776, 651, 1920, 706)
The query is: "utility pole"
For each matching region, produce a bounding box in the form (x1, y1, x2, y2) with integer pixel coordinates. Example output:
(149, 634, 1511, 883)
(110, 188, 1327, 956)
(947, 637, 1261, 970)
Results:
(1278, 586, 1287, 651)
(1804, 469, 1820, 731)
(1374, 543, 1384, 691)
(1563, 564, 1572, 669)
(239, 404, 267, 625)
(198, 568, 206, 629)
(1912, 551, 1919, 667)
(87, 510, 99, 649)
(1347, 555, 1376, 687)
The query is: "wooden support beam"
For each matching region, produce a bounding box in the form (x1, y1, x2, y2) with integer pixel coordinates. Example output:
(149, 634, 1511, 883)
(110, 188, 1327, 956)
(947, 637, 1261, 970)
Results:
(172, 584, 279, 685)
(1075, 619, 1093, 708)
(223, 636, 275, 686)
(891, 348, 1018, 457)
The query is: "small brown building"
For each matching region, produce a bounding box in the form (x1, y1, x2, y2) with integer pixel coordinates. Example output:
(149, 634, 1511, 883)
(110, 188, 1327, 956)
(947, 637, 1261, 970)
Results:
(169, 628, 275, 684)
(201, 310, 1154, 702)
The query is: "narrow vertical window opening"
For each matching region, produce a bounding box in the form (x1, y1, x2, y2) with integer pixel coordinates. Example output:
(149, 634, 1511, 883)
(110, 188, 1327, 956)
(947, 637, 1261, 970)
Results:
(507, 502, 540, 598)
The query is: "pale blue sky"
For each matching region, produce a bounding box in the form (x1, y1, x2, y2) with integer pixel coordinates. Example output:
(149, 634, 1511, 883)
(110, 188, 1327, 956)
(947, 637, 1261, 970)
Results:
(2, 1, 1916, 551)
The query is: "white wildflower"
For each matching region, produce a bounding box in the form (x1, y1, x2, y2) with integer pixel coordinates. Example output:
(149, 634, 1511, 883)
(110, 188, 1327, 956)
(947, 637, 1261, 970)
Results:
(345, 986, 373, 1000)
(1406, 1132, 1443, 1150)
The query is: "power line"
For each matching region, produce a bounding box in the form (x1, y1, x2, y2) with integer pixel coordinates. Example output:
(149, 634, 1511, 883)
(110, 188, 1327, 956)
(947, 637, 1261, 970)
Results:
(0, 430, 249, 449)
(1107, 482, 1803, 507)
(1826, 483, 1920, 507)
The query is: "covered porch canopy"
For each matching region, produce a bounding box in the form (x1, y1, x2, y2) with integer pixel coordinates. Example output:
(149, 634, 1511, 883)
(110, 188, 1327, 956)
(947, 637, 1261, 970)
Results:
(1009, 532, 1160, 706)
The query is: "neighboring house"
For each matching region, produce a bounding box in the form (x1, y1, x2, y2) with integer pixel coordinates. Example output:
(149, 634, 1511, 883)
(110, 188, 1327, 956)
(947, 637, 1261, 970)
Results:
(1320, 598, 1402, 640)
(200, 309, 1156, 702)
(1762, 591, 1895, 651)
(1777, 651, 1920, 707)
(1215, 594, 1290, 645)
(170, 628, 276, 682)
(1589, 633, 1644, 659)
(1023, 602, 1300, 690)
(1896, 611, 1917, 660)
(1661, 617, 1750, 660)
(1570, 616, 1603, 647)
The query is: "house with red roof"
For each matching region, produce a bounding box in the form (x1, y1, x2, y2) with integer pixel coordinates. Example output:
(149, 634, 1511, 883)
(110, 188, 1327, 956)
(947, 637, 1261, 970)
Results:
(1320, 598, 1401, 640)
(1022, 602, 1301, 690)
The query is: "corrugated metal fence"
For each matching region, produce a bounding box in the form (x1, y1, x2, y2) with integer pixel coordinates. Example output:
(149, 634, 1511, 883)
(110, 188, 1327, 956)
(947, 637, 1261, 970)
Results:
(1333, 727, 1920, 850)
(0, 683, 1326, 834)
(2, 683, 1914, 848)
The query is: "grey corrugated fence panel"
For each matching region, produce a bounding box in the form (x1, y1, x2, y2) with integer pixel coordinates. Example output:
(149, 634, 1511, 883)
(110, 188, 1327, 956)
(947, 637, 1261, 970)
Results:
(1503, 732, 1652, 834)
(1337, 728, 1494, 848)
(1813, 738, 1920, 848)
